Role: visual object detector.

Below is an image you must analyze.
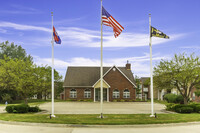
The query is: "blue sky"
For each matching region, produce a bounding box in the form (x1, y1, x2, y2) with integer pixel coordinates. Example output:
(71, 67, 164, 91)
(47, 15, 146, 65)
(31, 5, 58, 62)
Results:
(0, 0, 200, 78)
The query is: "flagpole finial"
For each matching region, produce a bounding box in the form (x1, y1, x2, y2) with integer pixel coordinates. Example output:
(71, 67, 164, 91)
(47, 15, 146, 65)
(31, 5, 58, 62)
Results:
(51, 12, 53, 16)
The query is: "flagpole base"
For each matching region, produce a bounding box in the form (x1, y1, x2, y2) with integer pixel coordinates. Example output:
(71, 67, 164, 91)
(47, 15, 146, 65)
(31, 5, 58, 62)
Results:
(99, 113, 104, 119)
(150, 115, 155, 117)
(51, 114, 56, 117)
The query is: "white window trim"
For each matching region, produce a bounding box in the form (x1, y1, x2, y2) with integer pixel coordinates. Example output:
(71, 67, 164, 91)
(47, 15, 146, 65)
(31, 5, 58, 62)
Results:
(84, 89, 91, 98)
(70, 89, 77, 98)
(113, 89, 120, 98)
(123, 89, 130, 98)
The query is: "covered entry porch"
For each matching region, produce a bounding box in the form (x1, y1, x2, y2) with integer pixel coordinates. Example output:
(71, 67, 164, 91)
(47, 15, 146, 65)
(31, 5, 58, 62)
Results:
(93, 79, 110, 102)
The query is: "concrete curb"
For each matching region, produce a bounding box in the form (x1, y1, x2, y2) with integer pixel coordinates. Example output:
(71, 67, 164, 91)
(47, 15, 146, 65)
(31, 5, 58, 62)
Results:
(0, 120, 200, 128)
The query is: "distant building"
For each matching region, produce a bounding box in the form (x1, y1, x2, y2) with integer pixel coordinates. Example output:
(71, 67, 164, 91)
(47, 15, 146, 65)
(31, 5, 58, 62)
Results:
(140, 77, 158, 100)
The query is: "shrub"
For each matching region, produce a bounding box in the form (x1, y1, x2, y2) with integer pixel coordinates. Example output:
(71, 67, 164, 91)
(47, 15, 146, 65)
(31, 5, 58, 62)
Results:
(176, 95, 184, 104)
(176, 107, 193, 113)
(174, 104, 186, 112)
(187, 104, 197, 112)
(28, 106, 40, 112)
(195, 105, 200, 113)
(83, 99, 93, 102)
(5, 105, 14, 113)
(113, 100, 117, 102)
(120, 99, 125, 102)
(164, 94, 177, 103)
(164, 94, 184, 104)
(14, 104, 29, 113)
(166, 103, 176, 111)
(5, 104, 40, 113)
(165, 103, 200, 113)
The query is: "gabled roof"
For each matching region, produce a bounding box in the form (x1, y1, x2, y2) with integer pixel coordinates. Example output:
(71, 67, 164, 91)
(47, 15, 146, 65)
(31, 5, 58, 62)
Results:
(63, 66, 136, 87)
(140, 77, 150, 83)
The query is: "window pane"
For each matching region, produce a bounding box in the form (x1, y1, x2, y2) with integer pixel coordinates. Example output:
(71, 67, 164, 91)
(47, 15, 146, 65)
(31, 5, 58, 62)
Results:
(84, 89, 91, 98)
(70, 89, 77, 98)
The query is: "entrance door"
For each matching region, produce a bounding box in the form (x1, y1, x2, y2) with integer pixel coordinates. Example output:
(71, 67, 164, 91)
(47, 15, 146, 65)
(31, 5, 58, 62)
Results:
(95, 88, 107, 101)
(95, 89, 100, 101)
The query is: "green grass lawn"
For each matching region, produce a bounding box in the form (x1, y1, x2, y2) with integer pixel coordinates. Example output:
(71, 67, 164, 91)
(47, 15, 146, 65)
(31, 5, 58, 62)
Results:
(0, 114, 200, 125)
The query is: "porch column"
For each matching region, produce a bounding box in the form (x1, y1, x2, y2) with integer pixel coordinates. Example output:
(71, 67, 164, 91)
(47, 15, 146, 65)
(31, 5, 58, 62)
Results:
(94, 88, 96, 102)
(64, 88, 66, 100)
(107, 88, 109, 102)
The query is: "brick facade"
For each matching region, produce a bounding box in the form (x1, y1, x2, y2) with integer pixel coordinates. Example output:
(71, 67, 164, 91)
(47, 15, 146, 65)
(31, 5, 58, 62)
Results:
(64, 66, 136, 101)
(104, 67, 135, 101)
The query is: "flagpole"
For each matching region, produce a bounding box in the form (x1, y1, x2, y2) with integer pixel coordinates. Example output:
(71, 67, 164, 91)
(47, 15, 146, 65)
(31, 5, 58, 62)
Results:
(149, 13, 154, 117)
(51, 12, 55, 117)
(100, 0, 103, 119)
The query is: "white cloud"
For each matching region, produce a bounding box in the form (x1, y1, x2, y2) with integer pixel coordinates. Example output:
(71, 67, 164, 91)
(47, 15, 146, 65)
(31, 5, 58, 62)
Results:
(0, 4, 42, 14)
(0, 28, 7, 33)
(59, 27, 185, 47)
(33, 53, 170, 79)
(0, 22, 50, 32)
(0, 21, 185, 48)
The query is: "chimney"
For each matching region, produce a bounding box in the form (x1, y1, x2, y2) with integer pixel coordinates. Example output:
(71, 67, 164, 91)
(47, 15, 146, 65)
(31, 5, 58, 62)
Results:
(126, 60, 131, 70)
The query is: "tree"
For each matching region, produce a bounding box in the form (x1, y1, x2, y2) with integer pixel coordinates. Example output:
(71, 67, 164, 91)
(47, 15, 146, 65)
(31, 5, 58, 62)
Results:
(0, 41, 63, 102)
(0, 56, 19, 101)
(0, 41, 33, 101)
(143, 78, 150, 87)
(0, 41, 32, 62)
(55, 81, 64, 98)
(154, 53, 200, 104)
(134, 75, 141, 94)
(16, 59, 35, 104)
(33, 66, 63, 100)
(0, 56, 35, 104)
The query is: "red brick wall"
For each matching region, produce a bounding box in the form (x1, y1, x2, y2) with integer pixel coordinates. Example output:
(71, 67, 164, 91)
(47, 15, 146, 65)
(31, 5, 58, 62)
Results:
(104, 67, 136, 101)
(141, 85, 150, 100)
(64, 87, 94, 101)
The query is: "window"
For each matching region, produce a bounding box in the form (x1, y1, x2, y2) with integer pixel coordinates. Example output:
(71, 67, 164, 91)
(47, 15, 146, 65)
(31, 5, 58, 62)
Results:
(123, 89, 130, 98)
(193, 93, 196, 101)
(84, 89, 91, 98)
(113, 89, 120, 98)
(70, 89, 77, 98)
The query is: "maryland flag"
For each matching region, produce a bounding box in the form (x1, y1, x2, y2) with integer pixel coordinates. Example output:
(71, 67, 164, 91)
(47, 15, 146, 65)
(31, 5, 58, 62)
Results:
(151, 26, 169, 39)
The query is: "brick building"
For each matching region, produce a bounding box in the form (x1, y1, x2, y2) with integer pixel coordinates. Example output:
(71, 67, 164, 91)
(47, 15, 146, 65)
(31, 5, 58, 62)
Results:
(61, 63, 137, 101)
(139, 77, 158, 100)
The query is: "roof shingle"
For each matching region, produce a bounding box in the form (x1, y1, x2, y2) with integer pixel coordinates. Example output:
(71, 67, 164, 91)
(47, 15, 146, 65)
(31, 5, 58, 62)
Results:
(63, 66, 135, 87)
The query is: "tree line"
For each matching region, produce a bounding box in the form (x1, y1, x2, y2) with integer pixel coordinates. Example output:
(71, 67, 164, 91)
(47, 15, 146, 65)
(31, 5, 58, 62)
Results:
(0, 41, 63, 104)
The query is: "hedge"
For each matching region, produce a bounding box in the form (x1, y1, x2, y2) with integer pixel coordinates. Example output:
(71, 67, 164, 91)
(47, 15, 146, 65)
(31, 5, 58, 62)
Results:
(6, 104, 40, 113)
(28, 106, 40, 112)
(166, 103, 200, 113)
(164, 94, 184, 104)
(176, 107, 193, 113)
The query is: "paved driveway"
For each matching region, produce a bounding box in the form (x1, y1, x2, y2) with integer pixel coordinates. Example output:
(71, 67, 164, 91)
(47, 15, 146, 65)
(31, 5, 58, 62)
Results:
(0, 106, 6, 113)
(39, 102, 173, 114)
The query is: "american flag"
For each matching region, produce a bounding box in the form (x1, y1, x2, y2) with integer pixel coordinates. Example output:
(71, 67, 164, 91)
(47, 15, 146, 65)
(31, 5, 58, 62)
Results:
(102, 6, 124, 38)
